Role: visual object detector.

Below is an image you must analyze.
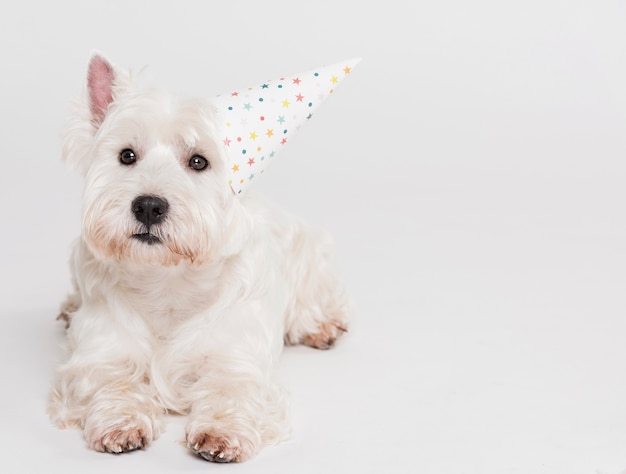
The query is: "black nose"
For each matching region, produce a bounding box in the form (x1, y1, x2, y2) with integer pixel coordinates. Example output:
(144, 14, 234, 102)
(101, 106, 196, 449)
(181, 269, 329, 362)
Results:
(131, 195, 169, 227)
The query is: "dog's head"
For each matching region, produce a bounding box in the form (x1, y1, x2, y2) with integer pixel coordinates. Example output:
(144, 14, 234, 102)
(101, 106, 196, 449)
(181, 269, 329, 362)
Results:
(64, 54, 251, 266)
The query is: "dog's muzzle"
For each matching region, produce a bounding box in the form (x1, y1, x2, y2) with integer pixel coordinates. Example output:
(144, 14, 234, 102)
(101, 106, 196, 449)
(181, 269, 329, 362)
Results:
(131, 194, 168, 245)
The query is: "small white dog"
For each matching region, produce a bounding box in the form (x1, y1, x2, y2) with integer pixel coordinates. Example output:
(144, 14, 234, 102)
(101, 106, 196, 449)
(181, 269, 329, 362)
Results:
(48, 54, 352, 463)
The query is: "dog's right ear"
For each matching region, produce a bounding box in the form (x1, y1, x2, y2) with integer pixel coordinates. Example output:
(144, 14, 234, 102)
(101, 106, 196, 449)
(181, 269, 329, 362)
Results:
(87, 54, 116, 126)
(62, 52, 127, 175)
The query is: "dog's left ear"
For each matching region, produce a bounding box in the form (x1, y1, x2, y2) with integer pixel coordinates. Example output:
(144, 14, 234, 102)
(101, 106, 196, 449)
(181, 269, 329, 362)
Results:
(87, 53, 116, 126)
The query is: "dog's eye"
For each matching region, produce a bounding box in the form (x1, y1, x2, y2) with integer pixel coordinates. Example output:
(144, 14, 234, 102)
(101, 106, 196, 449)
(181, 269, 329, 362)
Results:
(189, 155, 210, 171)
(119, 149, 137, 165)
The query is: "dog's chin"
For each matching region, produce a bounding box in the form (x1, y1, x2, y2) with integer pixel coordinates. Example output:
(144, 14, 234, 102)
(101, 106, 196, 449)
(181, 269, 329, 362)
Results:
(131, 233, 162, 245)
(84, 227, 211, 267)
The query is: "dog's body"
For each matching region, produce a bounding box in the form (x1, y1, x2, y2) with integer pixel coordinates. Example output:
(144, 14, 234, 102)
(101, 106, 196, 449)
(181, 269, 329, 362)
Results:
(48, 55, 351, 462)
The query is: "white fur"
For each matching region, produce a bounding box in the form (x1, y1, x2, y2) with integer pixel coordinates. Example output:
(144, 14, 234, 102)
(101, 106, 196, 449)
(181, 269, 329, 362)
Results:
(48, 54, 352, 462)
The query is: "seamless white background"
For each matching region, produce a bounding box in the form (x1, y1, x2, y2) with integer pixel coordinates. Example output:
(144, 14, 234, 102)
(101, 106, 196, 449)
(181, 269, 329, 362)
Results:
(1, 1, 626, 473)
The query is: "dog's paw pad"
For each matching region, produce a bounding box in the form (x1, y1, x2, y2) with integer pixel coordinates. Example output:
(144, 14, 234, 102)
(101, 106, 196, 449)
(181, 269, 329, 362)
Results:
(188, 432, 244, 463)
(302, 321, 348, 350)
(91, 427, 148, 454)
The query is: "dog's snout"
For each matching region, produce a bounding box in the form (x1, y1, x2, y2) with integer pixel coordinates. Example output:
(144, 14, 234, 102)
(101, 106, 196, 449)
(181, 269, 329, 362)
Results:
(131, 195, 169, 227)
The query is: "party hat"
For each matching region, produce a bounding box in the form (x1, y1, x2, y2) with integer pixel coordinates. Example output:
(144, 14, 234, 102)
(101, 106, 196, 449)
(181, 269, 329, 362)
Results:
(211, 58, 360, 195)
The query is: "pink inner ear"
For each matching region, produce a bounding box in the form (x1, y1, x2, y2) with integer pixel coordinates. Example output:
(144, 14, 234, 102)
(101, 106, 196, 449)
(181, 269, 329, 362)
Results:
(87, 55, 115, 123)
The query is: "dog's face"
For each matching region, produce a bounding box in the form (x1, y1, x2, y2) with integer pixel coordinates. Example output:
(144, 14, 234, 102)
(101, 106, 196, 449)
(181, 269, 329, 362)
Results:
(64, 55, 250, 266)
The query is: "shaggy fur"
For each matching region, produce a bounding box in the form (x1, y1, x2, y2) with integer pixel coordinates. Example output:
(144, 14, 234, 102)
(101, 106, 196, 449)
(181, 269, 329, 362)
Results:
(48, 54, 352, 463)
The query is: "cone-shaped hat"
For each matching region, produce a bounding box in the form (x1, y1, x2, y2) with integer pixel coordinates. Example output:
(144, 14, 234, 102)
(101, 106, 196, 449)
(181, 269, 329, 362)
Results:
(211, 58, 360, 195)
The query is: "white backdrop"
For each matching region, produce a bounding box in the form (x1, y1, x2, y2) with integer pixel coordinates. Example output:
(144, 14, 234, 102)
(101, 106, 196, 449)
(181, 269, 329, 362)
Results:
(1, 1, 626, 473)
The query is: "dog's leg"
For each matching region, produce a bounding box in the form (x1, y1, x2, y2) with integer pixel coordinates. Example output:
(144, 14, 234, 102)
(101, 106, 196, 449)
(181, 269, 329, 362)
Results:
(162, 305, 289, 463)
(57, 241, 83, 329)
(185, 377, 287, 463)
(282, 230, 353, 349)
(49, 305, 162, 453)
(82, 382, 162, 454)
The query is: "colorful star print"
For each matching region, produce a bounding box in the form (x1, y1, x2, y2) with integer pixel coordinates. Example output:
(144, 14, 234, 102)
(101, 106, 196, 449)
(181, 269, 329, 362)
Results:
(211, 58, 360, 195)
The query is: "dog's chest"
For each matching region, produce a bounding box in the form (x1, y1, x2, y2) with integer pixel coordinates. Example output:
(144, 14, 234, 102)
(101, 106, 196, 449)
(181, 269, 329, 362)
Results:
(118, 264, 224, 336)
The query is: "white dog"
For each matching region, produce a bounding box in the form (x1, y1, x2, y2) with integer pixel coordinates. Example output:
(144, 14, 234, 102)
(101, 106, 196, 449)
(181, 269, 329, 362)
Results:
(48, 54, 352, 463)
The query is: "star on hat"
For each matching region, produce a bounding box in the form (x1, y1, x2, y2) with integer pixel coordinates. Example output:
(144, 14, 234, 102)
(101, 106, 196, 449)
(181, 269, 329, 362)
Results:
(210, 58, 360, 195)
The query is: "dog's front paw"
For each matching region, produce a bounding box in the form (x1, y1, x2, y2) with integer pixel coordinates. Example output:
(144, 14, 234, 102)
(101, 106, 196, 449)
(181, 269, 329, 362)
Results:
(187, 431, 247, 463)
(90, 426, 148, 454)
(85, 417, 155, 454)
